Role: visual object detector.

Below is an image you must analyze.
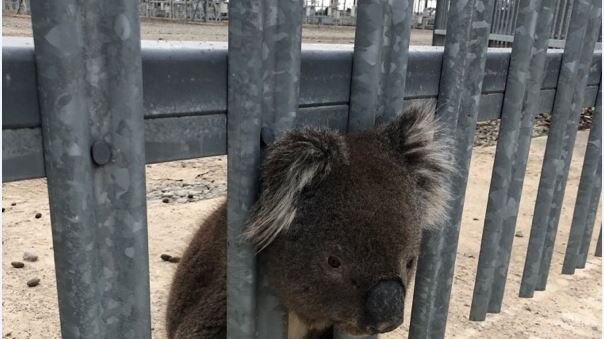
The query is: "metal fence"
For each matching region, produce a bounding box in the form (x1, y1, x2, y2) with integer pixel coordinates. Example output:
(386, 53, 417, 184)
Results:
(1, 0, 602, 338)
(433, 0, 603, 48)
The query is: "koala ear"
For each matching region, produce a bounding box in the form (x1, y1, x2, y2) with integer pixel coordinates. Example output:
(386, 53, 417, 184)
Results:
(244, 127, 349, 251)
(383, 103, 456, 230)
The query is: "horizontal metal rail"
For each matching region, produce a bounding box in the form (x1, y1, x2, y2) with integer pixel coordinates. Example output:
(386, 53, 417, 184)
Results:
(3, 40, 602, 183)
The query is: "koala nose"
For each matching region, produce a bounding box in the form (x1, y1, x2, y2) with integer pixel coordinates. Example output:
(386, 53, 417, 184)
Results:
(364, 278, 405, 333)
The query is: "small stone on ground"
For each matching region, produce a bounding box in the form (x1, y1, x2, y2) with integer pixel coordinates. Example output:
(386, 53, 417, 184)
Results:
(26, 278, 40, 287)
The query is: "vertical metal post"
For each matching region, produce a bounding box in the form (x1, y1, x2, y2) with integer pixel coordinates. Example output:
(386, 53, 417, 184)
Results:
(432, 0, 448, 45)
(487, 0, 555, 313)
(257, 0, 303, 338)
(343, 0, 413, 337)
(29, 1, 151, 338)
(557, 0, 573, 40)
(550, 0, 560, 38)
(576, 162, 602, 268)
(470, 0, 555, 321)
(562, 85, 602, 274)
(347, 0, 413, 131)
(519, 0, 601, 298)
(594, 225, 602, 257)
(227, 0, 303, 338)
(535, 0, 601, 291)
(227, 1, 264, 338)
(501, 0, 512, 36)
(409, 0, 495, 337)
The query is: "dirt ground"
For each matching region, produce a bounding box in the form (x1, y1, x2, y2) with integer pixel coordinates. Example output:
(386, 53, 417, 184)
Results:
(2, 130, 601, 339)
(2, 14, 434, 45)
(1, 11, 601, 339)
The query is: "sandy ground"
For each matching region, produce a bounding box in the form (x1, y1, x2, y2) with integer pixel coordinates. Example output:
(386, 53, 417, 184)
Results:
(1, 11, 601, 339)
(2, 130, 601, 339)
(2, 14, 434, 45)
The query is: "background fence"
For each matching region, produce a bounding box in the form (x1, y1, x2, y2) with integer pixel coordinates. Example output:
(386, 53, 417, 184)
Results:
(1, 0, 602, 338)
(433, 0, 603, 48)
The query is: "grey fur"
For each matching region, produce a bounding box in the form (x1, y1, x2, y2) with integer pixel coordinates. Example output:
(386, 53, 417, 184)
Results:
(166, 104, 455, 339)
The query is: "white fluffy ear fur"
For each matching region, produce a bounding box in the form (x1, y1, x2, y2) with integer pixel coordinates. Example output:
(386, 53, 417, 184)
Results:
(384, 103, 456, 230)
(243, 128, 349, 251)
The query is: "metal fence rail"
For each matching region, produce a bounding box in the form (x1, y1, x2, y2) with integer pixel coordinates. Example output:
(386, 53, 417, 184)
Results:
(3, 40, 602, 182)
(1, 0, 602, 338)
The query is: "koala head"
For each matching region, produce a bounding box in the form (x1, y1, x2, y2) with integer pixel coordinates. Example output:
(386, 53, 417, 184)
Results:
(244, 104, 454, 336)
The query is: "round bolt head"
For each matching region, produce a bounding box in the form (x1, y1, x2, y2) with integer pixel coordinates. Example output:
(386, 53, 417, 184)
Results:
(91, 140, 112, 166)
(261, 127, 275, 146)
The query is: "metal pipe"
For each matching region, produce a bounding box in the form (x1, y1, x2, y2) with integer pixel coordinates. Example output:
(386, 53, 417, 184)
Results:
(519, 0, 599, 298)
(487, 0, 556, 313)
(382, 0, 414, 121)
(576, 161, 602, 268)
(432, 0, 449, 45)
(562, 85, 602, 274)
(347, 0, 386, 131)
(257, 0, 304, 337)
(535, 0, 602, 290)
(409, 0, 495, 337)
(550, 0, 561, 38)
(339, 0, 413, 335)
(348, 0, 413, 129)
(226, 0, 264, 338)
(557, 0, 572, 40)
(29, 0, 151, 338)
(470, 0, 556, 321)
(595, 225, 602, 257)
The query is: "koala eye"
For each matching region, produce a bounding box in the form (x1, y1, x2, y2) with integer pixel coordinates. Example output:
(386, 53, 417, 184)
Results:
(406, 257, 415, 270)
(327, 256, 341, 268)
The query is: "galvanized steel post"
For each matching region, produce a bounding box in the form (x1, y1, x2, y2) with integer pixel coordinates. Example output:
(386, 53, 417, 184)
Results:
(257, 0, 304, 338)
(343, 0, 413, 338)
(487, 0, 556, 313)
(347, 0, 413, 131)
(409, 0, 495, 337)
(432, 0, 449, 45)
(562, 86, 602, 274)
(226, 1, 265, 338)
(576, 161, 602, 268)
(535, 0, 601, 290)
(470, 0, 555, 321)
(595, 226, 602, 257)
(29, 0, 151, 338)
(519, 0, 601, 298)
(227, 0, 303, 338)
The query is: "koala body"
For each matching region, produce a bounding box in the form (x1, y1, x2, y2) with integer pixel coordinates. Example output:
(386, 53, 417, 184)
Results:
(166, 105, 454, 339)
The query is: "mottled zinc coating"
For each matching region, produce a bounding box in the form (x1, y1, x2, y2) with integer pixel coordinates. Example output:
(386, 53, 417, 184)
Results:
(226, 1, 264, 338)
(409, 0, 495, 338)
(519, 0, 599, 298)
(337, 1, 412, 337)
(29, 1, 151, 338)
(562, 87, 602, 274)
(470, 0, 555, 321)
(535, 0, 601, 291)
(576, 160, 602, 268)
(257, 0, 304, 337)
(227, 0, 304, 338)
(347, 0, 413, 131)
(594, 226, 602, 257)
(487, 0, 555, 313)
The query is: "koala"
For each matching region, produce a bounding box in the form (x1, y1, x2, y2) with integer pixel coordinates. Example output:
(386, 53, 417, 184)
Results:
(166, 104, 454, 339)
